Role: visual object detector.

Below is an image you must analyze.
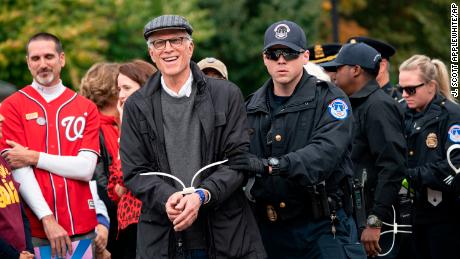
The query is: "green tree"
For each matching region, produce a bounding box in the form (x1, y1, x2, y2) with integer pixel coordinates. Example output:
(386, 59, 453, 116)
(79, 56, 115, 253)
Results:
(336, 0, 452, 83)
(0, 0, 213, 90)
(196, 0, 322, 96)
(0, 0, 117, 89)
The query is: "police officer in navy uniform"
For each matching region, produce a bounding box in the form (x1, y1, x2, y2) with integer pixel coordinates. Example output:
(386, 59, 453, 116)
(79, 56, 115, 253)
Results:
(347, 36, 404, 104)
(330, 43, 407, 258)
(228, 20, 367, 259)
(399, 54, 460, 259)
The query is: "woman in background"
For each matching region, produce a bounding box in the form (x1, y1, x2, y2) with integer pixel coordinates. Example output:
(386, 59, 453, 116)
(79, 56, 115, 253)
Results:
(80, 62, 121, 259)
(399, 54, 460, 259)
(107, 60, 156, 258)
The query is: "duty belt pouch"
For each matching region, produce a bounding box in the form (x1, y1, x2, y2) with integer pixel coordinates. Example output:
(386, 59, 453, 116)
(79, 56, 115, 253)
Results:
(307, 182, 330, 220)
(352, 178, 367, 229)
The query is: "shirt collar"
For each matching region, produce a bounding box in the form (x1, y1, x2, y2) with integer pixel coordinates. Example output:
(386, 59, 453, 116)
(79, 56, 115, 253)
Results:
(349, 79, 380, 99)
(31, 79, 66, 101)
(161, 72, 194, 98)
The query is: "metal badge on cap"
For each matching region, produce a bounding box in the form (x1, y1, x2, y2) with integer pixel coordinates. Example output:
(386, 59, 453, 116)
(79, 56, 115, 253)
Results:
(274, 24, 290, 39)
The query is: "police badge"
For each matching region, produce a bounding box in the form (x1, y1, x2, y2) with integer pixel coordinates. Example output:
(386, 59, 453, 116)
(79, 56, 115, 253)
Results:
(426, 132, 438, 148)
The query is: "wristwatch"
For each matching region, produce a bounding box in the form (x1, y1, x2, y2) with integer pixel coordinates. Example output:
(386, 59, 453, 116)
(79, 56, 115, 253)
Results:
(268, 157, 280, 175)
(366, 215, 382, 228)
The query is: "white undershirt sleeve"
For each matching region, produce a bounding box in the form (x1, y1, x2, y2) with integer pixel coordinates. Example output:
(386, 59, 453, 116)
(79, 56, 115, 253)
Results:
(89, 180, 109, 223)
(13, 166, 53, 220)
(36, 151, 98, 182)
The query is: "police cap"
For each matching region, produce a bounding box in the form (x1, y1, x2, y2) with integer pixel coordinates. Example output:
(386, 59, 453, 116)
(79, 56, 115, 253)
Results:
(307, 43, 341, 64)
(347, 36, 395, 60)
(323, 43, 382, 71)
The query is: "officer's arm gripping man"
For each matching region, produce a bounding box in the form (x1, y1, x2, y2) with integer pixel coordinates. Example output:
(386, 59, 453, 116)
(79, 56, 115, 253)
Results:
(250, 84, 354, 187)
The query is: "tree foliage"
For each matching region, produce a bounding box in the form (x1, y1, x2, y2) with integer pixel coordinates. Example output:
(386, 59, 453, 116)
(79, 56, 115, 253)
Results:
(0, 0, 450, 95)
(330, 0, 452, 82)
(0, 0, 116, 89)
(195, 0, 322, 95)
(0, 0, 320, 96)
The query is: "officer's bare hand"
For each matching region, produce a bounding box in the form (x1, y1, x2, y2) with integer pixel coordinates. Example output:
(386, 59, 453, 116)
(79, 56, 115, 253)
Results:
(4, 140, 39, 168)
(361, 227, 381, 257)
(94, 224, 109, 253)
(166, 192, 184, 223)
(172, 193, 201, 231)
(42, 215, 73, 258)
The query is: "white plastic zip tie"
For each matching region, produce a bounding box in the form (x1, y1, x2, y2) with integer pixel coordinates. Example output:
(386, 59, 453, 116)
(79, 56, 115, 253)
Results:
(378, 205, 412, 257)
(140, 159, 228, 195)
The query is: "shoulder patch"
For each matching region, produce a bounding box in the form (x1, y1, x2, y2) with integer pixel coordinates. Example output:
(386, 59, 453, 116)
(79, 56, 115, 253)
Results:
(328, 98, 349, 120)
(448, 125, 460, 143)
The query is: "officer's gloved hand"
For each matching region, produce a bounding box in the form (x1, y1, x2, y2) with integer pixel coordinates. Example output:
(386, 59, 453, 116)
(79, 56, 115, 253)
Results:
(226, 152, 268, 175)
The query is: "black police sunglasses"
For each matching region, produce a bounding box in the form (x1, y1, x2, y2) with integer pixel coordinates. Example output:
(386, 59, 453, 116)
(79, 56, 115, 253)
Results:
(396, 82, 425, 96)
(264, 49, 303, 61)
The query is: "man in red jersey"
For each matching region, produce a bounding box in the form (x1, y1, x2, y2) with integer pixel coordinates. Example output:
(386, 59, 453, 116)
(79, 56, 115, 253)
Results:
(0, 32, 100, 258)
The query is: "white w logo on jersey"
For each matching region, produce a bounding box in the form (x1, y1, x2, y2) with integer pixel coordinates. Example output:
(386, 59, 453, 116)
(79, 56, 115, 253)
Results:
(61, 116, 86, 141)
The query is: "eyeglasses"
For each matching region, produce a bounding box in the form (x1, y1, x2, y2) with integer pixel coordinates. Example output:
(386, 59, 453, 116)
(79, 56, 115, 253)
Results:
(149, 36, 190, 50)
(396, 82, 426, 96)
(264, 48, 303, 61)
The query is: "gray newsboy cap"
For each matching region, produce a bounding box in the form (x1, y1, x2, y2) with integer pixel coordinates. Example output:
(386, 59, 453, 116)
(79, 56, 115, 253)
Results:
(144, 15, 193, 40)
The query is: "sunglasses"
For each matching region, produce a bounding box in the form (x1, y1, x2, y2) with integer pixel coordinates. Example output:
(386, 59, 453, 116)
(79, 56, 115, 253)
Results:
(396, 82, 425, 96)
(264, 49, 303, 61)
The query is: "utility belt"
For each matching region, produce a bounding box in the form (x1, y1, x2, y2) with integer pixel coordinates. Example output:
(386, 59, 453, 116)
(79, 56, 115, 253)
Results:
(256, 181, 350, 223)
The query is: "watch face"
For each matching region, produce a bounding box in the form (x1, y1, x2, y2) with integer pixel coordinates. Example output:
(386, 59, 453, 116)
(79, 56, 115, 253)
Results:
(269, 157, 280, 166)
(367, 215, 382, 227)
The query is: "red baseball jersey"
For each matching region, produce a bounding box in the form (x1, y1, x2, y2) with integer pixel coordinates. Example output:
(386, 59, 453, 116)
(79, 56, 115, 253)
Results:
(0, 85, 100, 238)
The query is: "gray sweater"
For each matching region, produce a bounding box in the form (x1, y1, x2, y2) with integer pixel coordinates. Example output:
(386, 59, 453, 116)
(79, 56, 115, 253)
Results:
(161, 85, 206, 250)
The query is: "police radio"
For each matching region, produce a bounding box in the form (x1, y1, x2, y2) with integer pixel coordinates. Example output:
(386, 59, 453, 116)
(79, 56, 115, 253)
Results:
(353, 168, 367, 229)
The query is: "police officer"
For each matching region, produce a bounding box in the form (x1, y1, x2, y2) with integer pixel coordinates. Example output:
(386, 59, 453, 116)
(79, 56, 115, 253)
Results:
(308, 43, 341, 81)
(228, 20, 366, 258)
(399, 54, 460, 259)
(330, 43, 407, 257)
(347, 36, 404, 103)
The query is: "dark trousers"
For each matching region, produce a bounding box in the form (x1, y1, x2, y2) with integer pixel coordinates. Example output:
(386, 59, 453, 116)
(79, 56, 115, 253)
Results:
(413, 223, 460, 259)
(260, 209, 366, 259)
(116, 223, 138, 259)
(185, 249, 208, 259)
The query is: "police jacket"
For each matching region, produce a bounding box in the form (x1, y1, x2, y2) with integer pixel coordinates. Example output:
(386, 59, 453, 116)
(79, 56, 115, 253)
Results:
(120, 62, 266, 259)
(349, 79, 406, 223)
(382, 81, 404, 103)
(405, 94, 460, 224)
(246, 71, 354, 222)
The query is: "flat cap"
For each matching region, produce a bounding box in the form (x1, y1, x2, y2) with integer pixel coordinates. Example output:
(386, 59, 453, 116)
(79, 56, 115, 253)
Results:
(347, 36, 396, 60)
(144, 15, 193, 40)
